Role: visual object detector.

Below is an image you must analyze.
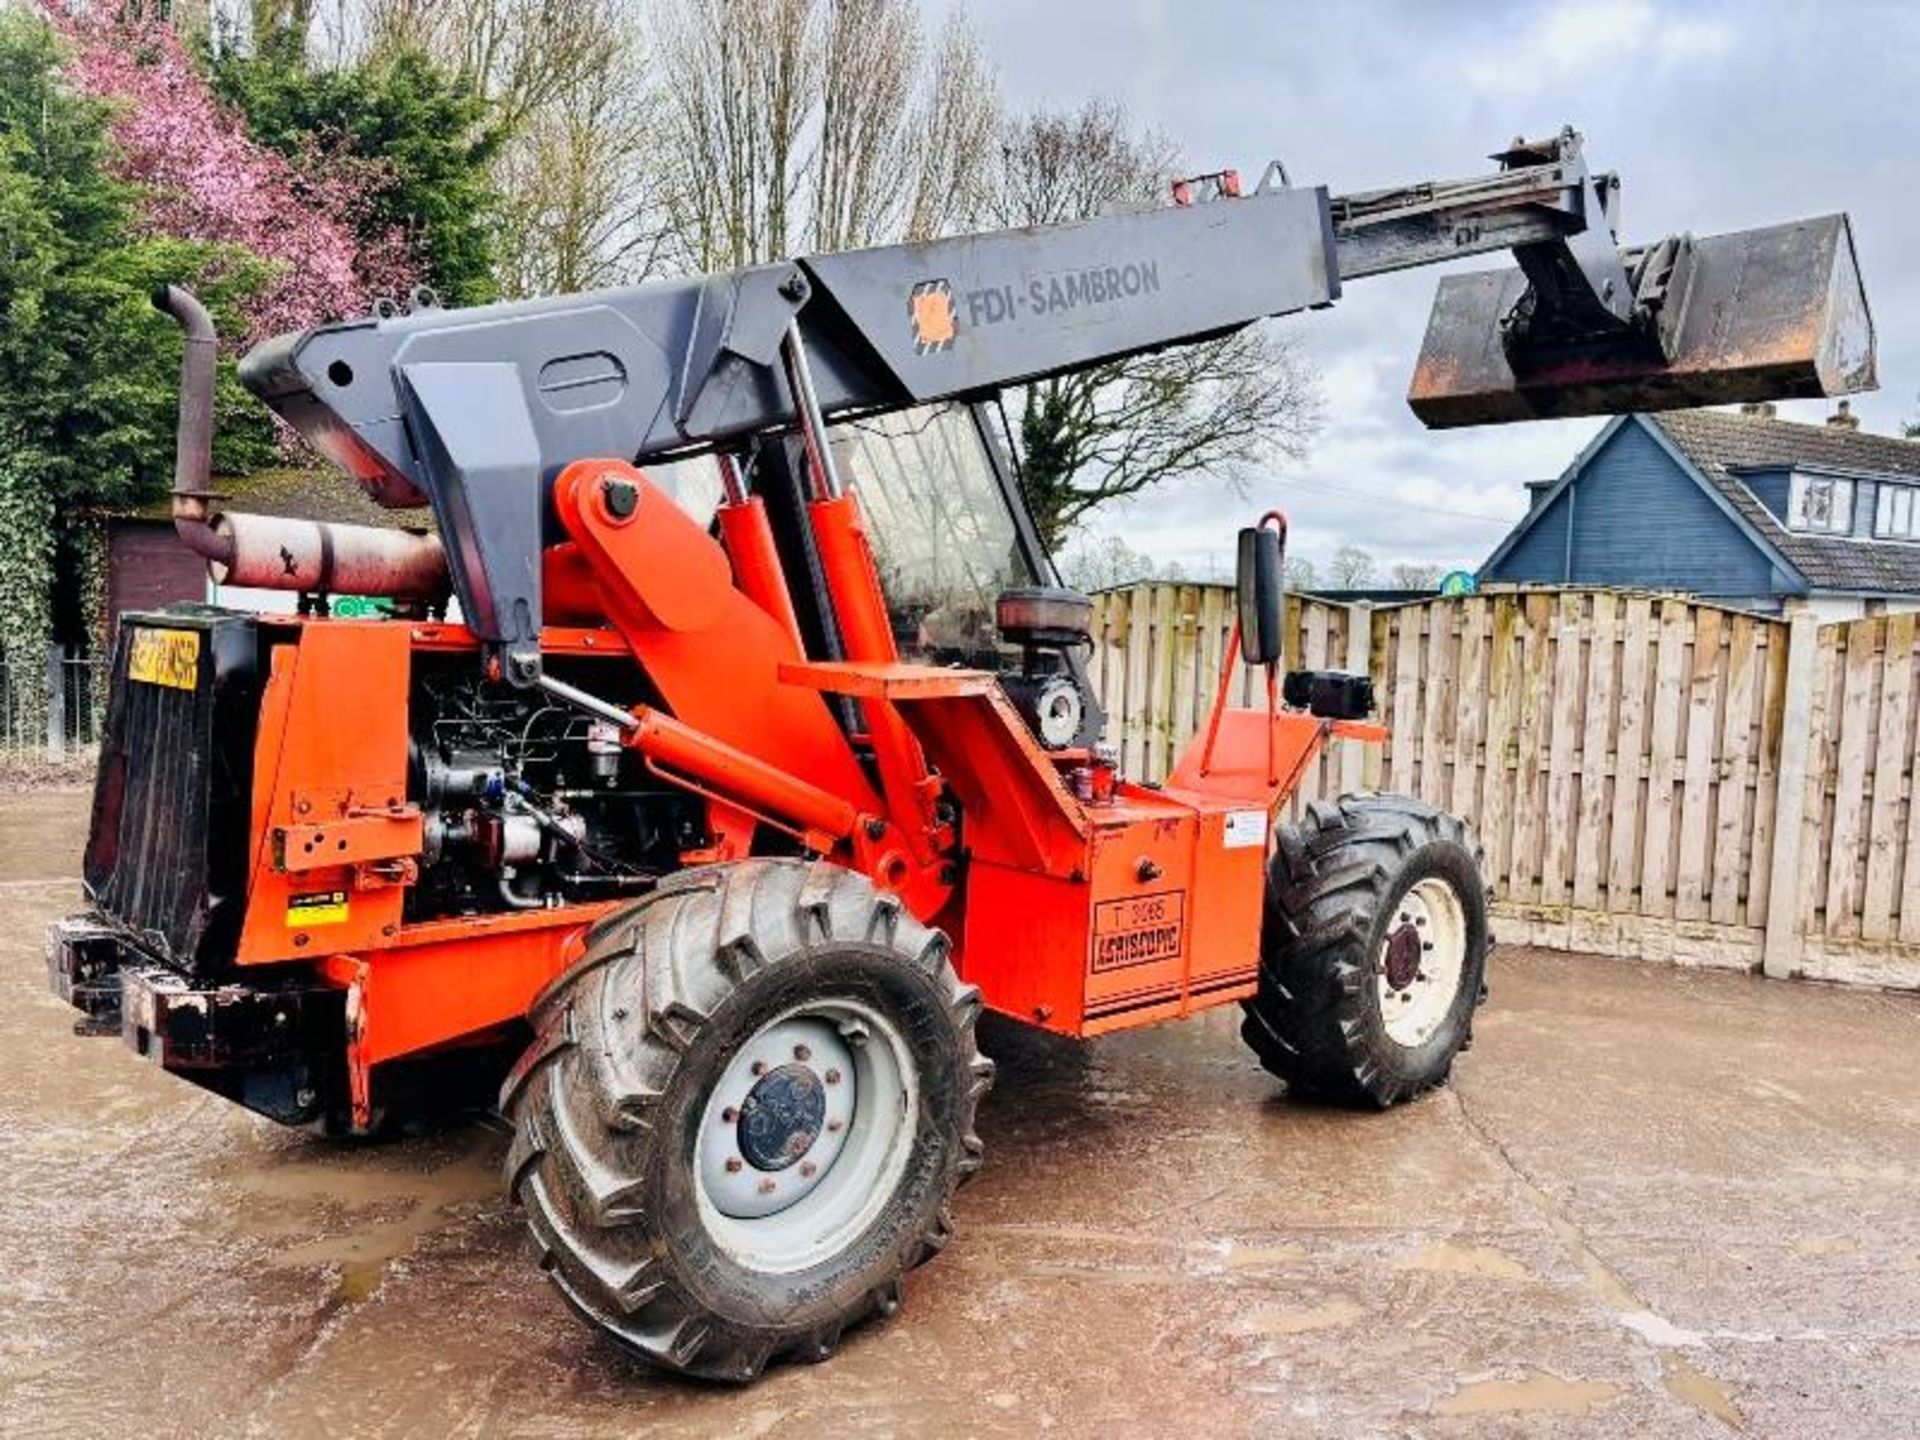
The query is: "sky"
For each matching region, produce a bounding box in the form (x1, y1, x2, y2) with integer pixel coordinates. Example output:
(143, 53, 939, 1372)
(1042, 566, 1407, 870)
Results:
(940, 0, 1920, 582)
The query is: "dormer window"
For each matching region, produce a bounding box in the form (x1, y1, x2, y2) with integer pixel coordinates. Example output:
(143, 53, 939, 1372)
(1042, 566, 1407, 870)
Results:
(1877, 483, 1920, 540)
(1789, 472, 1854, 533)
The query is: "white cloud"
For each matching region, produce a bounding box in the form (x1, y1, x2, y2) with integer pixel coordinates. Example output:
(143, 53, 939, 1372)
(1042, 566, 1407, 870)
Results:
(1462, 1, 1735, 100)
(957, 0, 1916, 577)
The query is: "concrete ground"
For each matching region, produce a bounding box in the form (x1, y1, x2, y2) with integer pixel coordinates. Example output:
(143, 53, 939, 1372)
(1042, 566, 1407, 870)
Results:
(3, 790, 1919, 1439)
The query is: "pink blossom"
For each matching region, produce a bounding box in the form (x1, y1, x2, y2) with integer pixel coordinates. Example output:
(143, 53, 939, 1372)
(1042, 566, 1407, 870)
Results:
(52, 8, 418, 346)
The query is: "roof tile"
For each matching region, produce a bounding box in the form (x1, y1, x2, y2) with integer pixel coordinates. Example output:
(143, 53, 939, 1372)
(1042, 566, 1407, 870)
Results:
(1649, 410, 1920, 594)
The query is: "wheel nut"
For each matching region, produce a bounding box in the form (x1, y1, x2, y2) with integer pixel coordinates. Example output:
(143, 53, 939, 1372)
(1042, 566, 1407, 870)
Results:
(824, 1067, 842, 1085)
(826, 1119, 843, 1133)
(794, 1043, 812, 1062)
(758, 1178, 777, 1195)
(750, 1060, 767, 1077)
(722, 1107, 738, 1123)
(725, 1157, 743, 1173)
(1423, 941, 1434, 951)
(800, 1161, 817, 1178)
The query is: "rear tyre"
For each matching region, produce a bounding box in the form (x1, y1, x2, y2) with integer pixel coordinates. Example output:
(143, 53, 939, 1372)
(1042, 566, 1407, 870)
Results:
(1241, 794, 1489, 1108)
(501, 859, 990, 1382)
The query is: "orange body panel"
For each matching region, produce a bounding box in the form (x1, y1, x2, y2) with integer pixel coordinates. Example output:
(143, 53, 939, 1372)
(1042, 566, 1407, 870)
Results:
(237, 622, 417, 965)
(785, 661, 1350, 1038)
(211, 476, 1379, 1127)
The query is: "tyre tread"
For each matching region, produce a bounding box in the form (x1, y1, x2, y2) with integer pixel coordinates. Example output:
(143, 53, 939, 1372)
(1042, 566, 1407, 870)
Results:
(502, 858, 988, 1383)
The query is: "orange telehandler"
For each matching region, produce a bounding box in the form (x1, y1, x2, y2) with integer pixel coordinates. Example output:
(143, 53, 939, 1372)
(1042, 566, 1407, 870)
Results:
(48, 129, 1872, 1379)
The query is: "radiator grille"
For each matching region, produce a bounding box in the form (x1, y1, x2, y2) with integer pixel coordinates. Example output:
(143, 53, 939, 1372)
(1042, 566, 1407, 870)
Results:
(84, 611, 261, 973)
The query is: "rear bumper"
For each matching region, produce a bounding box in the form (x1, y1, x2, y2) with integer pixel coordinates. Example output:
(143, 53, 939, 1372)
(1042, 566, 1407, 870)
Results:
(46, 914, 346, 1126)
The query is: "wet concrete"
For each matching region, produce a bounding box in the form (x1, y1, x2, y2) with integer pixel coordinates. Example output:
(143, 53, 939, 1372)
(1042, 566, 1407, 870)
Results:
(4, 790, 1919, 1437)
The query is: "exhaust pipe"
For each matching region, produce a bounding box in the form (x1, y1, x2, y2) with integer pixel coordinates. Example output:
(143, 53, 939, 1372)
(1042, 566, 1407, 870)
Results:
(152, 284, 232, 568)
(152, 285, 451, 603)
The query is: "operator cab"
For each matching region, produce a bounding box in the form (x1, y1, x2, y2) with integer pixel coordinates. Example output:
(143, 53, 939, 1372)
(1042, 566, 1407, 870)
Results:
(653, 398, 1103, 752)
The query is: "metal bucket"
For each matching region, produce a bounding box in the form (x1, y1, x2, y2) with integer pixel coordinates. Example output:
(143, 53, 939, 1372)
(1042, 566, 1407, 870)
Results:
(1408, 213, 1875, 427)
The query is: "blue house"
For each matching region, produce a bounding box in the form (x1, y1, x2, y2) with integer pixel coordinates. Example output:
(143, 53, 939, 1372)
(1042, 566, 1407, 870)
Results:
(1479, 404, 1920, 619)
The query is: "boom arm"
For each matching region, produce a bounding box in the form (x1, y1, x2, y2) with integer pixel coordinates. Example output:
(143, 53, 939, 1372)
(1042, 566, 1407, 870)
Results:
(234, 127, 1874, 678)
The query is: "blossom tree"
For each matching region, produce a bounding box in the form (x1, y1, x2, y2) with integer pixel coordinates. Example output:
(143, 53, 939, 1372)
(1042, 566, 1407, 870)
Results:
(52, 6, 417, 345)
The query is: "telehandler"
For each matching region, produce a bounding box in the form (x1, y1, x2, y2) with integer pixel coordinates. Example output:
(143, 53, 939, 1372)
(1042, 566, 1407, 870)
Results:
(49, 128, 1872, 1379)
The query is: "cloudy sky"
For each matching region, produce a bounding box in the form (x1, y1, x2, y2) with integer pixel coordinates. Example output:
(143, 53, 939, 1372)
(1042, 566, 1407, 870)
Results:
(942, 0, 1917, 582)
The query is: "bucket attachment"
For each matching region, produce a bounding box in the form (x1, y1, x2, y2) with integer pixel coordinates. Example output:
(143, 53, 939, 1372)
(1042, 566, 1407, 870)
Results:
(1408, 213, 1875, 427)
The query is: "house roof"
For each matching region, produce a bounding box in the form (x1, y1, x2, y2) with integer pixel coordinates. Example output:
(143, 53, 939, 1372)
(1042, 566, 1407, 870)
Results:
(122, 469, 433, 532)
(1648, 410, 1920, 594)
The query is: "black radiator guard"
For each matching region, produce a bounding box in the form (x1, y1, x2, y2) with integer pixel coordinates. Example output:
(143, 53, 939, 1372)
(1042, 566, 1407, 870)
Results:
(83, 608, 269, 974)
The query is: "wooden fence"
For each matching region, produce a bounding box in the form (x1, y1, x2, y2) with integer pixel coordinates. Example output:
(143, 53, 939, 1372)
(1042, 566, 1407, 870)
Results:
(1088, 583, 1920, 991)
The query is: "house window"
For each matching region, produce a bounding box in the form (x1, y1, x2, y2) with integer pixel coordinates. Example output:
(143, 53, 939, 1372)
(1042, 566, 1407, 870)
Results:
(1876, 484, 1920, 541)
(1789, 472, 1854, 533)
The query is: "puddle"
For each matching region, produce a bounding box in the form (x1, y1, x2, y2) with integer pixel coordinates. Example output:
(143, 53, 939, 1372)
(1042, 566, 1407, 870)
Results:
(1225, 1244, 1309, 1269)
(1394, 1240, 1532, 1281)
(229, 1143, 501, 1303)
(1541, 1211, 1641, 1310)
(1617, 1310, 1704, 1347)
(1434, 1370, 1620, 1417)
(1791, 1236, 1858, 1258)
(1246, 1298, 1364, 1336)
(1662, 1351, 1743, 1430)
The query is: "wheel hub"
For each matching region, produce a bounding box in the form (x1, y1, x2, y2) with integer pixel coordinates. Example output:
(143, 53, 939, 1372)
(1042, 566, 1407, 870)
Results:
(1383, 923, 1423, 990)
(736, 1063, 827, 1171)
(696, 1007, 902, 1242)
(1376, 876, 1469, 1048)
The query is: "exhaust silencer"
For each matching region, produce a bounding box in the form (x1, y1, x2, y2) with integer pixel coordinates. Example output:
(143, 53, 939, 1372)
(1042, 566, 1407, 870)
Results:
(210, 512, 450, 602)
(1408, 214, 1875, 428)
(153, 283, 451, 603)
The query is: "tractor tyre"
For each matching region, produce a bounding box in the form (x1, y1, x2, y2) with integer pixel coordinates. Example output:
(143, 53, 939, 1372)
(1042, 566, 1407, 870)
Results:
(500, 858, 991, 1382)
(1241, 794, 1489, 1108)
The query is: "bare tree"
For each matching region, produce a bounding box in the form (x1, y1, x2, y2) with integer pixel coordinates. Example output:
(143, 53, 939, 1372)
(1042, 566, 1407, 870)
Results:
(810, 0, 919, 251)
(1330, 545, 1376, 589)
(1057, 533, 1160, 592)
(902, 12, 998, 241)
(654, 0, 997, 270)
(1389, 560, 1442, 589)
(990, 102, 1322, 549)
(1283, 554, 1318, 592)
(357, 0, 620, 133)
(492, 8, 670, 295)
(338, 0, 673, 298)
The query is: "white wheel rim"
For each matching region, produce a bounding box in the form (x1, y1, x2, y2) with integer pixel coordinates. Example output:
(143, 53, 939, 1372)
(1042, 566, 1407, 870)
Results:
(694, 999, 918, 1275)
(1377, 875, 1468, 1048)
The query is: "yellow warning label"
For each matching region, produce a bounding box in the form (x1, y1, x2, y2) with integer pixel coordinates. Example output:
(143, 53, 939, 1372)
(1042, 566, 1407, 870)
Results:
(126, 627, 200, 690)
(287, 889, 349, 928)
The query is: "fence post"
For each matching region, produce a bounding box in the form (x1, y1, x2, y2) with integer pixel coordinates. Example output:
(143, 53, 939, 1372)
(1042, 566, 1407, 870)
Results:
(1341, 602, 1373, 796)
(45, 643, 65, 760)
(1762, 610, 1819, 979)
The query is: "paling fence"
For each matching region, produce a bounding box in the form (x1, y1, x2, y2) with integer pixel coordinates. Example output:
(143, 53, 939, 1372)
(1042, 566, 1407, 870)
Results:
(0, 646, 107, 755)
(1089, 583, 1920, 990)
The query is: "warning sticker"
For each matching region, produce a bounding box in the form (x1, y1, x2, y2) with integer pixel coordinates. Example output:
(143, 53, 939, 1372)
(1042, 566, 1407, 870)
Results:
(127, 627, 200, 690)
(1223, 810, 1268, 849)
(1091, 890, 1186, 973)
(287, 889, 349, 928)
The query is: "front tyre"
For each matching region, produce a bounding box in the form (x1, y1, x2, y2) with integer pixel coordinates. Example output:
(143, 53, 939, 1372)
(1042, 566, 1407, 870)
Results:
(501, 859, 991, 1382)
(1241, 795, 1489, 1108)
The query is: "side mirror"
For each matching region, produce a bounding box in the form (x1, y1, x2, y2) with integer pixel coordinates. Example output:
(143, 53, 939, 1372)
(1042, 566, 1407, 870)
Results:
(1236, 525, 1285, 667)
